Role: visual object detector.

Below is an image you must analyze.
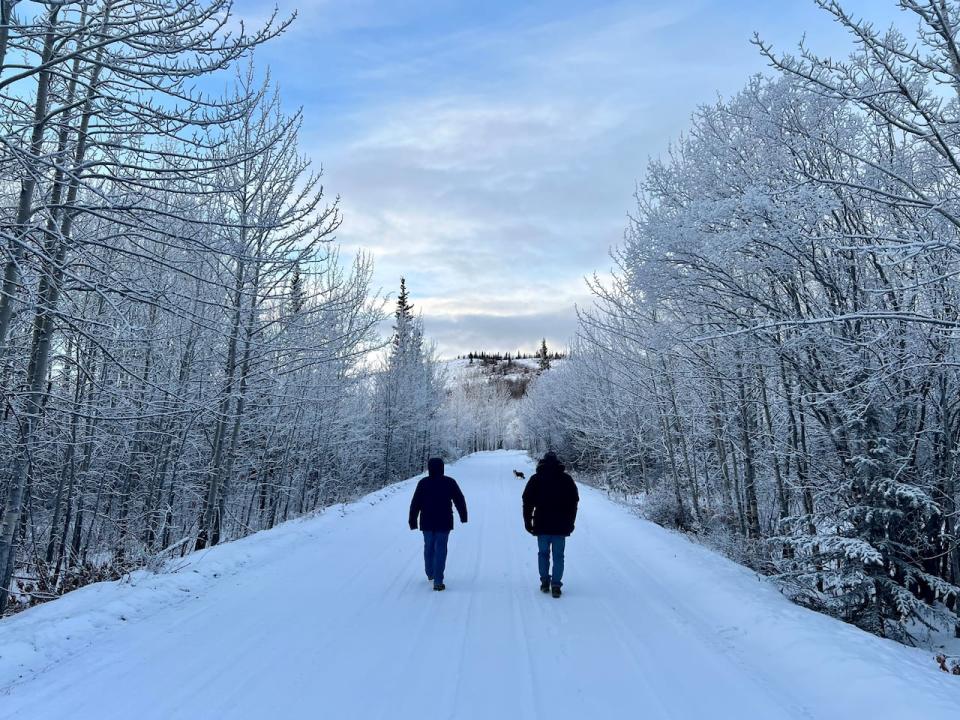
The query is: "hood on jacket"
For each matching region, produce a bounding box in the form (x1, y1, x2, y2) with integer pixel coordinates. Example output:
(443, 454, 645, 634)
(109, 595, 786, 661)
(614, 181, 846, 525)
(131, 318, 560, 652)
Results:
(428, 457, 445, 477)
(538, 452, 565, 474)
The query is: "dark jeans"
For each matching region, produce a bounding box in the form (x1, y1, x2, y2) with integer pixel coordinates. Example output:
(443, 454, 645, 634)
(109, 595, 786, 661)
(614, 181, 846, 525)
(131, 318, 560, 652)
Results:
(537, 534, 566, 586)
(423, 530, 450, 584)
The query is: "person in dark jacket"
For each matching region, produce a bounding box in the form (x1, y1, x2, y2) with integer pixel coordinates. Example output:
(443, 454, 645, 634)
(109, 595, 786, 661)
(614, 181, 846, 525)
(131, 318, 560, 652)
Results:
(409, 457, 468, 591)
(522, 452, 579, 598)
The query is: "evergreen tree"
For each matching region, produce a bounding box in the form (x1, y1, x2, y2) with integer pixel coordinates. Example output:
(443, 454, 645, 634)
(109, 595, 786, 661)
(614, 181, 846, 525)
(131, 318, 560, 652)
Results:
(538, 338, 551, 371)
(289, 264, 305, 315)
(376, 278, 441, 485)
(394, 278, 414, 341)
(390, 277, 422, 366)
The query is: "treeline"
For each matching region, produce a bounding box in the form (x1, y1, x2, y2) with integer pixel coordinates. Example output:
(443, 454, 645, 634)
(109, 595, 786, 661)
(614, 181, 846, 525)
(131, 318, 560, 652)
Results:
(461, 352, 555, 364)
(523, 0, 960, 643)
(461, 347, 566, 365)
(0, 4, 443, 615)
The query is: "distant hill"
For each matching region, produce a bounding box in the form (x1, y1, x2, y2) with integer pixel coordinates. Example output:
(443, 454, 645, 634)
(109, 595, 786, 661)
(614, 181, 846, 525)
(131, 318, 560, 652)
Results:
(445, 353, 562, 398)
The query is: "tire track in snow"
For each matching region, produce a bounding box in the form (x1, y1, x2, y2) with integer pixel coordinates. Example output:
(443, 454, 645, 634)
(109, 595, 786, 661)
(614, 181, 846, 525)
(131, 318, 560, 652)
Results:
(582, 504, 811, 719)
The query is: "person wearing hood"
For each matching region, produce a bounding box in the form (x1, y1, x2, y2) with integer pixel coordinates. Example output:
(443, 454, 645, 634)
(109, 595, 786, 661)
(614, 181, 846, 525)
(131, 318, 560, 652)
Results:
(522, 452, 579, 598)
(409, 457, 468, 591)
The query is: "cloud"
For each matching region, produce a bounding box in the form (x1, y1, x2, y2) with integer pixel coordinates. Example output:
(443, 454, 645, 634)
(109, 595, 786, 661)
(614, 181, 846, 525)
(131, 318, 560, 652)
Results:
(321, 88, 635, 356)
(240, 0, 906, 357)
(423, 307, 581, 358)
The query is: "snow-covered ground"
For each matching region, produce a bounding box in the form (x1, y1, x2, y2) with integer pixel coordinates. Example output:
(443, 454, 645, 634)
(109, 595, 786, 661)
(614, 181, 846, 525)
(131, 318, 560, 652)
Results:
(1, 450, 959, 719)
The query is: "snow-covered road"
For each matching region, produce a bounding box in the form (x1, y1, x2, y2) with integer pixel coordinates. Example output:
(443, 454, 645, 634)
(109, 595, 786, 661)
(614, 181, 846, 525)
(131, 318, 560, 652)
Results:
(2, 450, 959, 719)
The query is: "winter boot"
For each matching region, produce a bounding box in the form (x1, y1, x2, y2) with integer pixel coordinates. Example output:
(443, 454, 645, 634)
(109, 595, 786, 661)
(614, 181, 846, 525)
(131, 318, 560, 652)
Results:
(433, 583, 446, 592)
(551, 585, 562, 598)
(540, 578, 550, 593)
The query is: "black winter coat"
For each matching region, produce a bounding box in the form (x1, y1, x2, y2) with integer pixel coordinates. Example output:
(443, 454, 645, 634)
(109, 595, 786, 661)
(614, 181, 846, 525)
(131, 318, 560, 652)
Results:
(522, 458, 579, 536)
(409, 458, 468, 532)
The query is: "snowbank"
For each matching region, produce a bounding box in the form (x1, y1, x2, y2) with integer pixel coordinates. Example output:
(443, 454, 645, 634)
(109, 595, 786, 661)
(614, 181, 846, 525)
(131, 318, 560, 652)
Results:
(0, 481, 412, 692)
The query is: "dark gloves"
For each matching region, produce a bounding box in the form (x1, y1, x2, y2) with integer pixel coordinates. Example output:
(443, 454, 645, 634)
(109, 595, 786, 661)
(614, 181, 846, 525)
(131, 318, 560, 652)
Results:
(524, 519, 535, 535)
(409, 521, 417, 531)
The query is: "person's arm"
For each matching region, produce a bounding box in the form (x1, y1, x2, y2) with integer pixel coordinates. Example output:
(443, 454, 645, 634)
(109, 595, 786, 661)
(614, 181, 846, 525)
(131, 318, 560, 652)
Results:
(409, 481, 423, 530)
(450, 478, 468, 523)
(522, 477, 536, 533)
(568, 476, 579, 532)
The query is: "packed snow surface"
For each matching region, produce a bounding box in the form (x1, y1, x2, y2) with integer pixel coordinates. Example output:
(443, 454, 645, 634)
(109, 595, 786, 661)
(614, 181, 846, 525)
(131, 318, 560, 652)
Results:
(1, 451, 959, 719)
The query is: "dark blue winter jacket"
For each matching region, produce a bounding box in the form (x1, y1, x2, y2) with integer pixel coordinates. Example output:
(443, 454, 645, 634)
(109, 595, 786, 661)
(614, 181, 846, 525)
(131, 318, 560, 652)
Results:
(409, 458, 468, 532)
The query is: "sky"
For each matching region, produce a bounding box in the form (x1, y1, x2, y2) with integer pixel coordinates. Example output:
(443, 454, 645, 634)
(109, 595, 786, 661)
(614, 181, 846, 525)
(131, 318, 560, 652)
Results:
(232, 0, 903, 358)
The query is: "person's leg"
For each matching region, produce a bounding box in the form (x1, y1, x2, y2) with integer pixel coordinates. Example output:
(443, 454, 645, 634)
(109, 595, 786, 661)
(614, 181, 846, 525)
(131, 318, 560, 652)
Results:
(551, 536, 566, 586)
(434, 531, 450, 585)
(537, 535, 551, 583)
(423, 530, 435, 580)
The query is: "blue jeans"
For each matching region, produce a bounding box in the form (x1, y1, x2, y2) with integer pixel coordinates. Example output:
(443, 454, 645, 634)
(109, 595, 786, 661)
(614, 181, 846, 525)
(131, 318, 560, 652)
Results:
(423, 530, 450, 584)
(537, 535, 566, 586)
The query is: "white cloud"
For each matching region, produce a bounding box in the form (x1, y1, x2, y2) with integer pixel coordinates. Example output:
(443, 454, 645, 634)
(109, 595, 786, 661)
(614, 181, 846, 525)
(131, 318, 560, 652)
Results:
(248, 0, 904, 356)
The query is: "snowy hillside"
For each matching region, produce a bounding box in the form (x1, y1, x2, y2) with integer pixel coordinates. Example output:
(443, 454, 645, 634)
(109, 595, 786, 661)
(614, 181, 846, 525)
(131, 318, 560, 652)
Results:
(1, 451, 958, 719)
(443, 355, 555, 386)
(437, 355, 555, 453)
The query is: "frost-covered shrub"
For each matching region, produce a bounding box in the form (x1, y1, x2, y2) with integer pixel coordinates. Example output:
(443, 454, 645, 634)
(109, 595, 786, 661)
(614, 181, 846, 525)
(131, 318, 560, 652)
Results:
(642, 481, 685, 530)
(700, 519, 749, 564)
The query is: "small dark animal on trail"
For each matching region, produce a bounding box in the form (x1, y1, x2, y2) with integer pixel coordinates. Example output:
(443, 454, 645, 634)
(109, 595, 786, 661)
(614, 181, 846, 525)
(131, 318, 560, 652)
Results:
(513, 470, 525, 480)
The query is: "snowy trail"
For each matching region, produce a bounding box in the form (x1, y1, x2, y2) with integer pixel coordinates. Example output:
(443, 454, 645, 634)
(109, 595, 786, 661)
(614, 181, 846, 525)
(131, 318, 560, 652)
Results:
(2, 450, 960, 719)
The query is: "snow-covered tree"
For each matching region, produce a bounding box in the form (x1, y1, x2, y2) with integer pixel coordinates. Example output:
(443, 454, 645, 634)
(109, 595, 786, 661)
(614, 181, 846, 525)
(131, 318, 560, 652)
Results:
(522, 0, 960, 642)
(372, 279, 445, 486)
(538, 338, 551, 371)
(0, 4, 412, 616)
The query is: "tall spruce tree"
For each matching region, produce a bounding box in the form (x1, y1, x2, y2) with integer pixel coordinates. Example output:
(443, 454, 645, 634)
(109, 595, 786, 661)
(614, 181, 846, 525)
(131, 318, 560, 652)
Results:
(376, 278, 441, 485)
(289, 264, 305, 315)
(538, 338, 551, 371)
